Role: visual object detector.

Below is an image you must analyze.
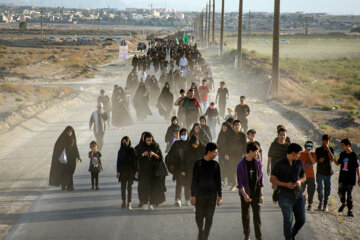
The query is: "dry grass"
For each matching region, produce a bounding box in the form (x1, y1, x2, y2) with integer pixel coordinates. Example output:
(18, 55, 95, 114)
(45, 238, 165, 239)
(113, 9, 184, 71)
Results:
(0, 83, 35, 94)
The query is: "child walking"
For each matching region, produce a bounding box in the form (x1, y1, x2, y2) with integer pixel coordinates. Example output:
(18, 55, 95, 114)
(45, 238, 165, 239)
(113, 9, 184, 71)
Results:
(89, 141, 103, 190)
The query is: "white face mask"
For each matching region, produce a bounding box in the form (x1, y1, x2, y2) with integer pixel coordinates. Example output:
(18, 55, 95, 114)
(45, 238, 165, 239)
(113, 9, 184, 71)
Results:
(180, 135, 187, 141)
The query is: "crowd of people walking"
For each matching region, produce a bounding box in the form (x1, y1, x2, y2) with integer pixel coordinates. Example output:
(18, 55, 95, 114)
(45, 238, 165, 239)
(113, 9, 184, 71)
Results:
(49, 39, 360, 240)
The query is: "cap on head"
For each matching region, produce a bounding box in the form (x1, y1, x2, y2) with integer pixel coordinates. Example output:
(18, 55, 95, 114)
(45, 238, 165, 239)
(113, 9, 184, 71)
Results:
(97, 102, 103, 108)
(304, 141, 314, 150)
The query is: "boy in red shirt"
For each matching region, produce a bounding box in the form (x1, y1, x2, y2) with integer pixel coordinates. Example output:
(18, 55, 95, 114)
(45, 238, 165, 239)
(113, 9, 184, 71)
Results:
(300, 141, 317, 211)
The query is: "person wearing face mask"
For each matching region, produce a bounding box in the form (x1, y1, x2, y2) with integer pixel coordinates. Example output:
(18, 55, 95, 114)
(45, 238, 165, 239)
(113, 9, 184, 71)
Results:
(116, 136, 138, 210)
(165, 128, 189, 207)
(182, 135, 205, 207)
(137, 132, 167, 210)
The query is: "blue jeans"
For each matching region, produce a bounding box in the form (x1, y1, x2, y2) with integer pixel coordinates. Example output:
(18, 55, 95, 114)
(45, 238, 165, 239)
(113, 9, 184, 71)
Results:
(278, 195, 306, 240)
(200, 101, 208, 115)
(316, 174, 331, 206)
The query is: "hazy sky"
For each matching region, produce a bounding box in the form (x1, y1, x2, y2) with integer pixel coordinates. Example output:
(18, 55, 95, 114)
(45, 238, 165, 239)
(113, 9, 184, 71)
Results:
(2, 0, 360, 14)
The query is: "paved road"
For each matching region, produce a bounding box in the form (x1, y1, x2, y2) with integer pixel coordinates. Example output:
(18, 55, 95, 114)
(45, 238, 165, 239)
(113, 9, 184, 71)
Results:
(2, 60, 318, 240)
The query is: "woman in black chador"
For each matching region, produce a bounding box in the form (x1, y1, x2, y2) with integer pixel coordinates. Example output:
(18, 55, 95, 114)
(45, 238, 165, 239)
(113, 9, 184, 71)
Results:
(117, 136, 138, 210)
(217, 122, 234, 187)
(133, 82, 152, 121)
(146, 75, 161, 106)
(112, 87, 134, 128)
(188, 123, 211, 147)
(136, 132, 167, 210)
(157, 82, 174, 121)
(49, 126, 81, 191)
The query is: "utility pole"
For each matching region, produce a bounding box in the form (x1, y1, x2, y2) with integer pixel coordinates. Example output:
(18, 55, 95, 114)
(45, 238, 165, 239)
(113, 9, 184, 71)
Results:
(305, 16, 308, 35)
(201, 11, 204, 43)
(220, 0, 224, 55)
(272, 0, 280, 97)
(208, 0, 211, 47)
(205, 3, 208, 46)
(41, 8, 44, 39)
(212, 0, 215, 46)
(237, 0, 243, 69)
(248, 10, 251, 36)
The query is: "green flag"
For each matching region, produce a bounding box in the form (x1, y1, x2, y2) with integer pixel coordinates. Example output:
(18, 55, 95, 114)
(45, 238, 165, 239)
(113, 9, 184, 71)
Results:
(183, 33, 189, 43)
(176, 37, 180, 45)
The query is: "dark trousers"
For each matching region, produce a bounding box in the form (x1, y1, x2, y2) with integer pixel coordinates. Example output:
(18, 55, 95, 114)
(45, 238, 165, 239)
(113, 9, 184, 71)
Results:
(219, 101, 226, 119)
(316, 173, 331, 206)
(120, 178, 134, 203)
(195, 196, 216, 240)
(175, 174, 190, 201)
(241, 196, 262, 239)
(91, 172, 99, 187)
(338, 183, 354, 210)
(278, 195, 306, 240)
(301, 177, 316, 205)
(95, 131, 105, 151)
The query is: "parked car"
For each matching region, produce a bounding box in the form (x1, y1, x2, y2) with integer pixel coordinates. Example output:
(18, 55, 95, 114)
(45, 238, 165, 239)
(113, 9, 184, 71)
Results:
(137, 42, 147, 51)
(78, 37, 92, 41)
(63, 37, 77, 42)
(112, 38, 124, 42)
(280, 40, 290, 44)
(96, 37, 106, 42)
(48, 36, 58, 41)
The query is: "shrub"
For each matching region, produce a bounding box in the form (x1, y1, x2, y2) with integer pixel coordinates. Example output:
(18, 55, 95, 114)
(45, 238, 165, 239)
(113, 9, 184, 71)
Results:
(319, 124, 331, 130)
(322, 104, 341, 111)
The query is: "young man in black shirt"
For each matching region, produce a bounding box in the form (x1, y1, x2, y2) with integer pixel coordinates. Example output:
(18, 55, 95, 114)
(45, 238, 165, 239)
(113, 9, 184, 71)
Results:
(235, 96, 250, 133)
(215, 81, 229, 119)
(191, 143, 222, 240)
(333, 138, 360, 217)
(271, 143, 306, 240)
(315, 134, 335, 211)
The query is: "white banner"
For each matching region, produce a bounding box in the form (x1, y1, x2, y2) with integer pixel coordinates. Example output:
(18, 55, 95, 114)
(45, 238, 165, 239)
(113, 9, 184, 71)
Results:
(119, 45, 128, 60)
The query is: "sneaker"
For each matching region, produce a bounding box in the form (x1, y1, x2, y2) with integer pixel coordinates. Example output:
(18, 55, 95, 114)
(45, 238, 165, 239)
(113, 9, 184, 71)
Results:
(244, 236, 250, 240)
(142, 204, 149, 211)
(307, 205, 313, 211)
(323, 205, 328, 212)
(348, 211, 354, 217)
(149, 204, 154, 211)
(338, 204, 346, 212)
(127, 202, 132, 210)
(317, 203, 322, 211)
(231, 186, 237, 192)
(185, 200, 191, 206)
(175, 199, 182, 207)
(121, 202, 126, 209)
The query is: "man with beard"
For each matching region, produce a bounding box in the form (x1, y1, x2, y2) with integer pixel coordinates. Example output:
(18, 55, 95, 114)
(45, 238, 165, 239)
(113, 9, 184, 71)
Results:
(89, 102, 108, 151)
(184, 89, 201, 129)
(228, 120, 247, 191)
(165, 128, 189, 207)
(182, 135, 205, 206)
(117, 136, 138, 210)
(137, 133, 167, 210)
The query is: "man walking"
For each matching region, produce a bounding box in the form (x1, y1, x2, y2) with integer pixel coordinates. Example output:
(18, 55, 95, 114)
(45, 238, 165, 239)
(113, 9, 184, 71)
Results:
(184, 89, 201, 129)
(235, 96, 250, 133)
(89, 102, 108, 151)
(215, 81, 229, 119)
(198, 79, 210, 114)
(237, 142, 264, 240)
(97, 89, 111, 127)
(315, 134, 335, 211)
(271, 143, 306, 240)
(191, 143, 222, 240)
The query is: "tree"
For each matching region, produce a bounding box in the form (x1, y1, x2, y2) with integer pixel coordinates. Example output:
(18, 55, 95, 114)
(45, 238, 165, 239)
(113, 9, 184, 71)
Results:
(351, 27, 360, 33)
(19, 21, 27, 32)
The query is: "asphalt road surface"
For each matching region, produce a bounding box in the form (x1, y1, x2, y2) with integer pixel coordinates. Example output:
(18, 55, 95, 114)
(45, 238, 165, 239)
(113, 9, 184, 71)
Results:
(3, 61, 317, 240)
